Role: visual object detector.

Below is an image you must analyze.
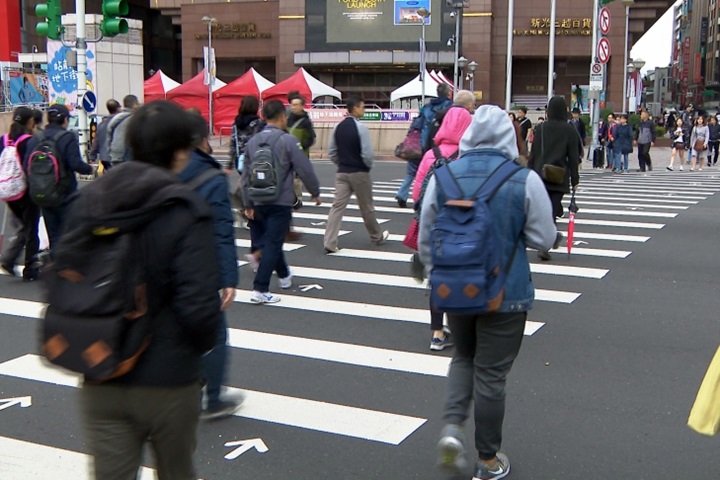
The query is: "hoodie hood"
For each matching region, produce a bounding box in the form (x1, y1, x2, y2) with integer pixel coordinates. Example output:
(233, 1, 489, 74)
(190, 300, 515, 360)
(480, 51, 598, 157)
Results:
(435, 106, 473, 149)
(547, 96, 568, 122)
(459, 105, 519, 161)
(234, 113, 261, 130)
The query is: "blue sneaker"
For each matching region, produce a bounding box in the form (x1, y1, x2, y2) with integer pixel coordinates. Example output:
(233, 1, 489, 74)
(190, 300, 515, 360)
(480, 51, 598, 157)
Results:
(430, 332, 453, 351)
(436, 424, 468, 475)
(474, 452, 511, 480)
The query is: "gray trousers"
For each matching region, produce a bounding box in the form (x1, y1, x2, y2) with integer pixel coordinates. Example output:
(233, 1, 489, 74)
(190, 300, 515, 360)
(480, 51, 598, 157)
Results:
(81, 382, 201, 480)
(443, 311, 526, 460)
(323, 171, 383, 250)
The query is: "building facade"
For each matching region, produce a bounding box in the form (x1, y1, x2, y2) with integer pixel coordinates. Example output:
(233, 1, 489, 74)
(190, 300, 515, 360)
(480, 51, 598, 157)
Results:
(2, 0, 674, 110)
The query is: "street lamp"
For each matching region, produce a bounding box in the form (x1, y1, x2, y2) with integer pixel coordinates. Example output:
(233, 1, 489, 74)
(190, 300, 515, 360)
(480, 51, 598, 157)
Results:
(467, 60, 478, 92)
(418, 7, 431, 106)
(621, 0, 634, 112)
(457, 56, 468, 90)
(201, 15, 218, 135)
(450, 1, 467, 92)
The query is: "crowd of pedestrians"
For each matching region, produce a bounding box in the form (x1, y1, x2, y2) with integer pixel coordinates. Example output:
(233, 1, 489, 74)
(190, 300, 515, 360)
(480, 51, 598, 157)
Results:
(3, 89, 709, 480)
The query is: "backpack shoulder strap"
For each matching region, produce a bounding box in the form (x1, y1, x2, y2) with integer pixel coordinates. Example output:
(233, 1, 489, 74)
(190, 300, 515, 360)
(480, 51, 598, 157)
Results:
(476, 160, 522, 203)
(16, 134, 32, 145)
(434, 165, 464, 201)
(186, 167, 224, 191)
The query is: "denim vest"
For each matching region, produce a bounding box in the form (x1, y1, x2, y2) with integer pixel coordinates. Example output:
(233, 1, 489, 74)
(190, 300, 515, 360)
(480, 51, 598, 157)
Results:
(440, 149, 535, 312)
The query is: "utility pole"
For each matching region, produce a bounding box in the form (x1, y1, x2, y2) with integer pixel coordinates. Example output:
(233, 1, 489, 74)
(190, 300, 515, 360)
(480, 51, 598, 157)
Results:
(547, 0, 557, 102)
(589, 0, 602, 161)
(505, 0, 514, 110)
(75, 0, 88, 160)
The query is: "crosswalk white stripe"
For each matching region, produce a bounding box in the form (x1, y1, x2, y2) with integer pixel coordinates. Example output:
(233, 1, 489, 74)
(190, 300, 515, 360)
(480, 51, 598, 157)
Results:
(0, 354, 426, 445)
(0, 435, 157, 480)
(324, 249, 608, 278)
(584, 181, 719, 193)
(227, 329, 450, 377)
(586, 178, 720, 188)
(578, 187, 708, 197)
(306, 202, 412, 214)
(288, 266, 581, 301)
(561, 200, 688, 210)
(233, 290, 547, 334)
(558, 231, 649, 242)
(292, 212, 389, 224)
(567, 208, 677, 218)
(528, 246, 631, 258)
(568, 194, 697, 204)
(235, 239, 304, 252)
(556, 218, 664, 229)
(293, 226, 350, 236)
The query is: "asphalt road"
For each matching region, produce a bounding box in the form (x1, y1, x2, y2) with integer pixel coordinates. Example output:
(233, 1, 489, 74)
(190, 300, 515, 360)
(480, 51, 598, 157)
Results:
(1, 151, 720, 479)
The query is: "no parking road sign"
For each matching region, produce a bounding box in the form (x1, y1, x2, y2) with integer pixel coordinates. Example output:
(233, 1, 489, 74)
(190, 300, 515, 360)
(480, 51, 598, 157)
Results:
(599, 7, 611, 35)
(597, 37, 611, 64)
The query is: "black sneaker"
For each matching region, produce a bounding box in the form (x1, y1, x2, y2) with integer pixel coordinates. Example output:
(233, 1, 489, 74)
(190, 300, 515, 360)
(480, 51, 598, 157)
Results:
(395, 197, 407, 208)
(1, 263, 16, 277)
(537, 251, 552, 261)
(22, 267, 39, 282)
(201, 397, 243, 421)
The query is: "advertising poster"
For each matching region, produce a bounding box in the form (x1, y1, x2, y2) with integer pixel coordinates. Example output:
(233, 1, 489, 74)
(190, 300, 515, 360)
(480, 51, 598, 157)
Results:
(46, 40, 97, 110)
(394, 0, 432, 25)
(327, 0, 441, 44)
(8, 72, 48, 105)
(571, 84, 589, 114)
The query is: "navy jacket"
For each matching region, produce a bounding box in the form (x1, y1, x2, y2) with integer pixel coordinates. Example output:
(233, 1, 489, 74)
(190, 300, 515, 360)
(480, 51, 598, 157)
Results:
(614, 124, 634, 154)
(178, 149, 238, 289)
(24, 125, 93, 196)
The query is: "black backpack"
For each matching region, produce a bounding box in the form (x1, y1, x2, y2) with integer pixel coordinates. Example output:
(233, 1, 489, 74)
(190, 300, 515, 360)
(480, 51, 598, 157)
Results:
(40, 187, 196, 382)
(422, 105, 463, 154)
(247, 130, 285, 203)
(27, 130, 72, 208)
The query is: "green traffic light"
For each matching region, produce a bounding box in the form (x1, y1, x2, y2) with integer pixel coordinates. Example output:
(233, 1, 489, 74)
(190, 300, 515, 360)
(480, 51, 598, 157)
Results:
(102, 0, 129, 17)
(35, 4, 48, 17)
(35, 0, 63, 39)
(101, 18, 129, 36)
(36, 22, 49, 37)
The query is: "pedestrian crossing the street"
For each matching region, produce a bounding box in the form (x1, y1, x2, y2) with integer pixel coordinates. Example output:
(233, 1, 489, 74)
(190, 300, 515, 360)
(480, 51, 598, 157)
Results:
(2, 168, 720, 478)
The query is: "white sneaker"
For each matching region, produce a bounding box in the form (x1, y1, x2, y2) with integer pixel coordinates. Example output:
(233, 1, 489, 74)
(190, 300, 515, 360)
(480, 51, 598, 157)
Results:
(250, 291, 280, 304)
(279, 269, 292, 289)
(375, 230, 390, 246)
(680, 165, 684, 171)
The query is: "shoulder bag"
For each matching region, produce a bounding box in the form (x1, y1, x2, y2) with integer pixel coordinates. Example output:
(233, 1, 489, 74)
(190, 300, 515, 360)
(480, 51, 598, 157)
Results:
(540, 125, 567, 185)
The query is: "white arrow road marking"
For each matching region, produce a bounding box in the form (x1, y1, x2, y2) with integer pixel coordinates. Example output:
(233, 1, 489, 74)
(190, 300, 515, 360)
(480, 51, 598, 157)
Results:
(0, 396, 31, 411)
(224, 438, 269, 460)
(299, 284, 323, 292)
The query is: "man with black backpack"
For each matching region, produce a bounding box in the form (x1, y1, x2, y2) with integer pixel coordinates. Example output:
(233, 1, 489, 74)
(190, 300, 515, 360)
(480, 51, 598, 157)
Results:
(24, 104, 92, 251)
(418, 105, 557, 480)
(242, 100, 321, 304)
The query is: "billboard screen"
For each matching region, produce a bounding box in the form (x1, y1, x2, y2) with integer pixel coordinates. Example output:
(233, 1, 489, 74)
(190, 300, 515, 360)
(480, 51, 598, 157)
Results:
(307, 0, 450, 51)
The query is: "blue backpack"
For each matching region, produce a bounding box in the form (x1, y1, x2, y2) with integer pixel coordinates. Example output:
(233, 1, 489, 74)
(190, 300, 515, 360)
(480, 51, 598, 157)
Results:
(430, 160, 522, 314)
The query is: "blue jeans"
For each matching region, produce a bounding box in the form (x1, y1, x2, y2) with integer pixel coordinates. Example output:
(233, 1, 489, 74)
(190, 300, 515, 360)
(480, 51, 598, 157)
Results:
(613, 151, 628, 170)
(395, 160, 419, 201)
(253, 205, 292, 292)
(202, 312, 228, 408)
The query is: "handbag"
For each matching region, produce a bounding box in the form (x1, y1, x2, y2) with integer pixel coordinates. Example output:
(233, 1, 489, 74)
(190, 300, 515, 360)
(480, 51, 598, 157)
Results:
(688, 345, 720, 436)
(539, 125, 567, 185)
(395, 129, 423, 160)
(694, 138, 707, 152)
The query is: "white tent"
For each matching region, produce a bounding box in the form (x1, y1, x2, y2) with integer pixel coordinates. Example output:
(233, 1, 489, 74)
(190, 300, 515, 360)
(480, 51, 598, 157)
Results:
(390, 71, 441, 103)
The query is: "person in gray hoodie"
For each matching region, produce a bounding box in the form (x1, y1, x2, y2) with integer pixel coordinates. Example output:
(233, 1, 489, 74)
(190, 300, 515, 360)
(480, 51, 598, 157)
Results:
(419, 105, 557, 480)
(634, 110, 656, 172)
(106, 94, 140, 165)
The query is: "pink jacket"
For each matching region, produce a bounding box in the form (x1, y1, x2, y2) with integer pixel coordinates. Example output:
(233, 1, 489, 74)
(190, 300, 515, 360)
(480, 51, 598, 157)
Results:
(412, 106, 473, 202)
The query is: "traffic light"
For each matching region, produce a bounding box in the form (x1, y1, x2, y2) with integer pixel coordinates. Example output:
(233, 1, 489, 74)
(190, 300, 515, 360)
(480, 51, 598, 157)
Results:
(100, 0, 129, 37)
(35, 0, 64, 40)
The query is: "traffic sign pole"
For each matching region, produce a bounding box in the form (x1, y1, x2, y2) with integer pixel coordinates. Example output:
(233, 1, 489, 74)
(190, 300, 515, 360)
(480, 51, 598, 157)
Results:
(589, 0, 602, 163)
(76, 0, 88, 162)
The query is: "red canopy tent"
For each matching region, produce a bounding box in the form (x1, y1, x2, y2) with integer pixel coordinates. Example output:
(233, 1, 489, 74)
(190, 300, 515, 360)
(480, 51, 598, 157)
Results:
(143, 70, 181, 103)
(262, 68, 341, 104)
(212, 68, 274, 134)
(166, 69, 226, 120)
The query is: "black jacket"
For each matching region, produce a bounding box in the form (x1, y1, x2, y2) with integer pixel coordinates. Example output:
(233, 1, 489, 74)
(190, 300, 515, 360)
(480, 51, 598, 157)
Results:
(529, 97, 580, 194)
(57, 162, 221, 386)
(709, 123, 720, 142)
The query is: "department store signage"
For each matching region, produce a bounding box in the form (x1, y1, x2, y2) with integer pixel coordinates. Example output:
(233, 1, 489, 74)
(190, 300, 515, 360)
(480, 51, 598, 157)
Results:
(195, 23, 272, 40)
(514, 17, 592, 36)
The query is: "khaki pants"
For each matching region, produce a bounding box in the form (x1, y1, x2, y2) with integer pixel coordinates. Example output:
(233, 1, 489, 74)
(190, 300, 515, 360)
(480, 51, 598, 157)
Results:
(81, 382, 201, 480)
(323, 171, 383, 250)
